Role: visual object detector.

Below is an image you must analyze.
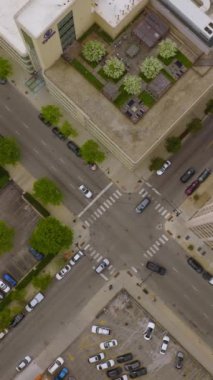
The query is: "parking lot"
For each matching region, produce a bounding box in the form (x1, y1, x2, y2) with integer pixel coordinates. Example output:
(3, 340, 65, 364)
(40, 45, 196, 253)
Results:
(60, 290, 211, 380)
(0, 181, 40, 281)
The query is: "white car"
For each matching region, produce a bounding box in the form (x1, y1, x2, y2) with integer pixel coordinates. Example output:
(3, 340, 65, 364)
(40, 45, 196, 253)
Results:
(16, 356, 32, 372)
(160, 335, 170, 354)
(88, 352, 105, 363)
(96, 359, 115, 370)
(25, 292, 44, 312)
(0, 329, 8, 340)
(116, 376, 128, 380)
(0, 280, 10, 293)
(100, 339, 118, 350)
(156, 160, 171, 176)
(91, 325, 110, 335)
(144, 321, 155, 340)
(79, 184, 93, 199)
(55, 264, 72, 280)
(69, 250, 84, 266)
(95, 258, 110, 274)
(48, 357, 64, 374)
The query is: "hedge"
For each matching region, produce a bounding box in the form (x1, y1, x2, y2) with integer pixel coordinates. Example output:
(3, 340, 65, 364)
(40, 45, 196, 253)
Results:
(23, 192, 50, 217)
(0, 166, 10, 189)
(71, 59, 104, 90)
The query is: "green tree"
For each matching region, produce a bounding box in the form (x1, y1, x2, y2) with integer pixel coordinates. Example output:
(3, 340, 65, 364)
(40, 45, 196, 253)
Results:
(0, 220, 14, 254)
(80, 140, 105, 164)
(159, 39, 177, 59)
(11, 289, 26, 302)
(187, 118, 203, 133)
(204, 99, 213, 114)
(0, 137, 21, 165)
(140, 57, 163, 79)
(82, 40, 106, 63)
(33, 177, 63, 205)
(0, 57, 12, 79)
(103, 57, 125, 79)
(32, 273, 52, 291)
(30, 217, 73, 255)
(165, 136, 181, 153)
(40, 105, 62, 125)
(123, 74, 142, 96)
(149, 157, 165, 171)
(60, 121, 78, 138)
(0, 167, 10, 189)
(0, 308, 11, 330)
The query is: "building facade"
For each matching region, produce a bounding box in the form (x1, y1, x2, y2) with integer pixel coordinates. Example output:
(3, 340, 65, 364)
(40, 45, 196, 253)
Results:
(187, 201, 213, 248)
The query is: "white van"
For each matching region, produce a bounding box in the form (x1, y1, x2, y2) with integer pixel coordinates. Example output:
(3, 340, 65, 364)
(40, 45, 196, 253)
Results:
(48, 357, 64, 374)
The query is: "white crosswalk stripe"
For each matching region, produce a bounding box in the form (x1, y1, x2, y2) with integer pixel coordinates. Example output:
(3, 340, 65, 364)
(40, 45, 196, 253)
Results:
(153, 244, 159, 251)
(90, 250, 96, 257)
(100, 205, 106, 212)
(106, 199, 112, 206)
(113, 192, 120, 199)
(162, 234, 169, 241)
(115, 189, 122, 196)
(103, 201, 110, 208)
(161, 209, 167, 216)
(147, 250, 153, 257)
(109, 196, 116, 203)
(96, 255, 103, 262)
(155, 203, 161, 210)
(84, 220, 90, 227)
(94, 252, 100, 259)
(84, 244, 90, 250)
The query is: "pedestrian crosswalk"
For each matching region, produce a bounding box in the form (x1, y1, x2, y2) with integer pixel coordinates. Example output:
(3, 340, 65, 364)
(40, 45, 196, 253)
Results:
(138, 187, 172, 220)
(83, 243, 117, 281)
(142, 234, 169, 259)
(83, 189, 123, 227)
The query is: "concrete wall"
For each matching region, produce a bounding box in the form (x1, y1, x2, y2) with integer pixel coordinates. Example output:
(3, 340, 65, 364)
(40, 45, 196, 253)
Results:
(72, 0, 94, 39)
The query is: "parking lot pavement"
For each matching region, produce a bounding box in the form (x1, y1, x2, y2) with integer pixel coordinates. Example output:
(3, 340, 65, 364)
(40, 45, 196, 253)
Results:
(60, 290, 211, 380)
(0, 181, 40, 281)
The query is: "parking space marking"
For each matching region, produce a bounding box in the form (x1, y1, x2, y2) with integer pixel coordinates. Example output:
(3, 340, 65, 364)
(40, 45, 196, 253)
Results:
(152, 188, 161, 195)
(165, 212, 171, 219)
(96, 208, 103, 216)
(158, 206, 164, 213)
(113, 192, 120, 199)
(159, 237, 166, 244)
(150, 247, 156, 253)
(143, 253, 149, 258)
(106, 199, 112, 206)
(161, 209, 167, 216)
(91, 215, 97, 221)
(153, 244, 159, 251)
(156, 241, 161, 246)
(23, 122, 29, 129)
(147, 250, 153, 257)
(96, 255, 103, 263)
(115, 189, 122, 196)
(108, 264, 113, 270)
(94, 211, 100, 218)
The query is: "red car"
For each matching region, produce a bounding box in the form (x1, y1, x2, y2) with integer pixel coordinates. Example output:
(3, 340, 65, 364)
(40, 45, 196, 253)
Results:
(184, 180, 199, 195)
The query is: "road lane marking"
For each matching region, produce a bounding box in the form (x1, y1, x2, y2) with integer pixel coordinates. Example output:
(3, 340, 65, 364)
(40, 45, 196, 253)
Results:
(162, 234, 169, 241)
(4, 105, 11, 112)
(172, 267, 178, 273)
(84, 244, 90, 250)
(78, 182, 113, 218)
(191, 285, 199, 293)
(103, 201, 110, 209)
(152, 188, 161, 195)
(23, 122, 29, 129)
(155, 203, 161, 210)
(131, 266, 138, 273)
(33, 148, 39, 154)
(96, 255, 103, 263)
(100, 273, 108, 281)
(41, 139, 47, 146)
(84, 220, 90, 227)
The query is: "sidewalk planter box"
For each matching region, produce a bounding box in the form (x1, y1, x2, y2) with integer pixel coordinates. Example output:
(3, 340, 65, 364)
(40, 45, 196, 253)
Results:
(22, 192, 50, 218)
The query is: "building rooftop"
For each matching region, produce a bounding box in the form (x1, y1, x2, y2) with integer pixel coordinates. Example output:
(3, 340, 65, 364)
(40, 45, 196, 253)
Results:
(94, 0, 142, 27)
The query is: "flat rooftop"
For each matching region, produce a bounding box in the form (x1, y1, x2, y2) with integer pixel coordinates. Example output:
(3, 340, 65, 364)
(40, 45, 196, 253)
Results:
(94, 0, 142, 27)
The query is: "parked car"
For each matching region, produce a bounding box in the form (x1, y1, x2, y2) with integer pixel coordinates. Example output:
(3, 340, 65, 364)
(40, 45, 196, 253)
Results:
(197, 168, 211, 183)
(55, 367, 69, 380)
(187, 257, 203, 273)
(0, 329, 8, 340)
(156, 160, 171, 176)
(79, 184, 93, 199)
(48, 357, 64, 374)
(117, 353, 133, 363)
(97, 360, 115, 370)
(52, 127, 66, 140)
(100, 339, 118, 350)
(69, 250, 84, 266)
(56, 264, 72, 280)
(25, 292, 44, 312)
(29, 247, 44, 261)
(10, 313, 25, 328)
(144, 321, 155, 341)
(0, 78, 7, 85)
(38, 113, 52, 127)
(135, 197, 151, 214)
(91, 325, 110, 335)
(202, 271, 213, 285)
(184, 180, 199, 195)
(146, 261, 166, 275)
(0, 290, 4, 300)
(129, 368, 147, 378)
(88, 352, 105, 363)
(0, 279, 10, 293)
(3, 273, 17, 287)
(16, 356, 32, 372)
(114, 376, 128, 380)
(124, 361, 141, 372)
(160, 335, 170, 354)
(180, 168, 195, 183)
(175, 351, 184, 369)
(107, 367, 122, 378)
(95, 258, 110, 274)
(67, 140, 81, 156)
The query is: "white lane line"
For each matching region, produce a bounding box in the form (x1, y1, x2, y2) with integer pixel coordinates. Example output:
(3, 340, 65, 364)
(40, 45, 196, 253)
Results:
(41, 139, 47, 146)
(191, 285, 199, 293)
(131, 266, 138, 273)
(103, 201, 110, 209)
(172, 267, 178, 273)
(161, 209, 167, 216)
(152, 188, 161, 195)
(158, 206, 164, 213)
(155, 203, 161, 210)
(90, 250, 96, 257)
(100, 273, 109, 281)
(33, 148, 39, 154)
(59, 157, 65, 164)
(23, 122, 29, 129)
(94, 211, 100, 218)
(115, 189, 122, 196)
(78, 182, 113, 218)
(106, 199, 112, 206)
(100, 205, 106, 212)
(153, 244, 159, 251)
(84, 220, 90, 227)
(109, 196, 116, 203)
(147, 250, 153, 257)
(159, 237, 166, 244)
(96, 255, 103, 263)
(4, 105, 11, 112)
(84, 244, 90, 250)
(162, 234, 169, 241)
(94, 252, 100, 260)
(96, 208, 103, 216)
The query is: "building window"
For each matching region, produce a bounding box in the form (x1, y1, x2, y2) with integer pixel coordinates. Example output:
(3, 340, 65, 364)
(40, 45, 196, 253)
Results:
(58, 11, 76, 50)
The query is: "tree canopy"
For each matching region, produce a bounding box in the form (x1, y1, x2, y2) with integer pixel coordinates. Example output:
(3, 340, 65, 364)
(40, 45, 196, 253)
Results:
(140, 57, 163, 79)
(32, 273, 52, 291)
(40, 105, 62, 125)
(0, 308, 11, 330)
(82, 40, 106, 63)
(60, 120, 78, 138)
(123, 74, 142, 96)
(159, 39, 177, 59)
(30, 217, 73, 255)
(103, 57, 125, 79)
(204, 99, 213, 114)
(149, 157, 165, 171)
(0, 220, 14, 254)
(33, 177, 63, 205)
(80, 140, 105, 164)
(165, 136, 181, 153)
(0, 137, 21, 165)
(0, 57, 12, 79)
(186, 118, 203, 133)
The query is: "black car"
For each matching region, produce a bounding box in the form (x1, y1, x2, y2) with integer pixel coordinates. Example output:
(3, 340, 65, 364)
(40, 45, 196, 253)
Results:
(130, 367, 147, 378)
(197, 168, 211, 183)
(52, 127, 66, 140)
(146, 261, 166, 275)
(10, 313, 25, 328)
(117, 353, 133, 363)
(175, 351, 184, 369)
(187, 257, 203, 273)
(180, 168, 195, 183)
(38, 113, 52, 127)
(29, 247, 44, 261)
(0, 78, 7, 85)
(124, 361, 141, 372)
(202, 271, 212, 281)
(107, 367, 122, 378)
(67, 140, 81, 157)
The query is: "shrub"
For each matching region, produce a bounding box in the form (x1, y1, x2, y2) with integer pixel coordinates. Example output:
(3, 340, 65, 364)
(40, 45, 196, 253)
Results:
(103, 57, 125, 79)
(186, 118, 203, 133)
(165, 136, 181, 153)
(159, 39, 177, 59)
(82, 40, 106, 63)
(140, 57, 163, 80)
(149, 157, 165, 171)
(123, 75, 142, 96)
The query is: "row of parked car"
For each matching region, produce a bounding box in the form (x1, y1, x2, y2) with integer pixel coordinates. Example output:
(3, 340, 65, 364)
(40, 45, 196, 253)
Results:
(187, 257, 213, 285)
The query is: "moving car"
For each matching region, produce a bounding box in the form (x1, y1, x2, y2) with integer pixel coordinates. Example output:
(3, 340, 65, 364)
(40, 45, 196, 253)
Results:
(187, 257, 203, 273)
(135, 197, 151, 214)
(10, 313, 25, 328)
(95, 258, 110, 274)
(117, 353, 133, 363)
(55, 367, 69, 380)
(197, 168, 211, 183)
(184, 180, 199, 195)
(160, 335, 170, 354)
(56, 264, 72, 280)
(156, 160, 171, 176)
(100, 339, 118, 350)
(96, 359, 115, 370)
(79, 184, 93, 199)
(130, 368, 147, 378)
(175, 351, 184, 369)
(180, 168, 195, 183)
(107, 367, 122, 378)
(67, 140, 81, 156)
(88, 352, 105, 363)
(124, 361, 141, 372)
(91, 325, 110, 335)
(16, 356, 32, 372)
(146, 261, 166, 275)
(69, 250, 84, 266)
(0, 279, 11, 293)
(0, 329, 8, 340)
(52, 127, 66, 140)
(144, 321, 155, 341)
(3, 273, 17, 287)
(48, 357, 64, 374)
(29, 247, 44, 261)
(25, 292, 44, 312)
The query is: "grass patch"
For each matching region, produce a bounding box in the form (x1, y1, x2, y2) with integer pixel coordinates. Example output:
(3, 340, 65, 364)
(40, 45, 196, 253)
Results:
(0, 166, 10, 189)
(114, 90, 130, 108)
(96, 27, 114, 44)
(161, 68, 176, 83)
(139, 72, 153, 83)
(71, 59, 104, 90)
(158, 54, 174, 66)
(176, 50, 192, 68)
(98, 68, 125, 83)
(139, 91, 155, 107)
(80, 54, 99, 68)
(23, 192, 50, 218)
